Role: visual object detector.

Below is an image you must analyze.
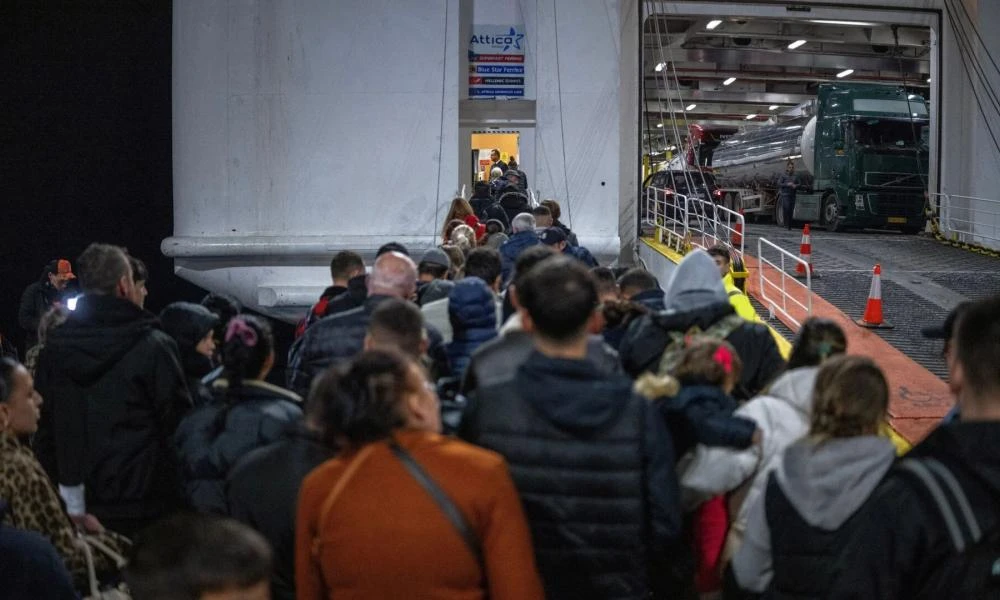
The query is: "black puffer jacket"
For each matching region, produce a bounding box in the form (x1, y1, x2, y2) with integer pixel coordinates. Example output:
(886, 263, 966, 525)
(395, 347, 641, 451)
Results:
(287, 295, 449, 397)
(174, 379, 302, 514)
(32, 294, 191, 526)
(227, 428, 335, 600)
(461, 352, 681, 600)
(321, 274, 368, 318)
(461, 330, 622, 395)
(159, 302, 219, 407)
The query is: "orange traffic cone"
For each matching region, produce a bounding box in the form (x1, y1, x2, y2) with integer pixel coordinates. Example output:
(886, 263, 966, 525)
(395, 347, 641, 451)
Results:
(795, 223, 814, 276)
(857, 264, 894, 329)
(731, 209, 744, 246)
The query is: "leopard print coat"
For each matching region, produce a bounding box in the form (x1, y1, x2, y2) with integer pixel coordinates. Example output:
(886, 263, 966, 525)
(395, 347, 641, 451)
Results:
(0, 432, 128, 589)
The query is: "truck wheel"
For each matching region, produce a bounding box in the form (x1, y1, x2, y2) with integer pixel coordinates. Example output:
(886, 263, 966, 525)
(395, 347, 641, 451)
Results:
(774, 201, 786, 228)
(821, 194, 841, 232)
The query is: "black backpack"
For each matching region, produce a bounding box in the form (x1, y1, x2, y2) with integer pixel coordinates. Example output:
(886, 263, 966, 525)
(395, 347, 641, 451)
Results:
(899, 457, 1000, 596)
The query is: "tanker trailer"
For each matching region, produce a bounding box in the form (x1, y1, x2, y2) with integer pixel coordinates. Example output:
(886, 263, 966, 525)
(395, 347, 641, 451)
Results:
(710, 82, 929, 232)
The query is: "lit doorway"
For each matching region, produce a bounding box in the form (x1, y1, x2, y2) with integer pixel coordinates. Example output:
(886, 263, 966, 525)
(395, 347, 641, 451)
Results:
(471, 131, 519, 182)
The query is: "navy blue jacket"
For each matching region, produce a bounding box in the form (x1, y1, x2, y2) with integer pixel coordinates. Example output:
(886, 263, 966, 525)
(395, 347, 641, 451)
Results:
(499, 230, 541, 283)
(565, 245, 599, 267)
(0, 500, 76, 600)
(630, 288, 665, 312)
(445, 278, 498, 378)
(461, 353, 681, 599)
(174, 380, 303, 514)
(660, 384, 757, 460)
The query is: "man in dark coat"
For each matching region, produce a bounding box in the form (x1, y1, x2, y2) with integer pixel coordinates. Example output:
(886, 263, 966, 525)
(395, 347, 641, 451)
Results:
(470, 181, 510, 232)
(19, 259, 75, 352)
(619, 249, 784, 400)
(489, 148, 508, 173)
(778, 161, 798, 230)
(295, 251, 365, 338)
(0, 501, 77, 600)
(461, 257, 681, 600)
(829, 296, 1000, 600)
(538, 227, 599, 268)
(287, 251, 448, 397)
(618, 268, 665, 311)
(33, 244, 191, 536)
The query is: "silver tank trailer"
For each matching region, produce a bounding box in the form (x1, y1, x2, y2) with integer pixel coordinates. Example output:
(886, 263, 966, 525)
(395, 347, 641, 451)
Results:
(712, 116, 818, 192)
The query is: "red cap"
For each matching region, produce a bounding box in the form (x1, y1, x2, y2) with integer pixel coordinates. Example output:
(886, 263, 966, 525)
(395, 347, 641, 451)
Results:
(57, 259, 76, 279)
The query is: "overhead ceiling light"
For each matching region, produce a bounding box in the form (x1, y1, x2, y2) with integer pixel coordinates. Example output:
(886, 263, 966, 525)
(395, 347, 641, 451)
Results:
(926, 77, 932, 83)
(809, 19, 878, 27)
(908, 94, 918, 100)
(787, 39, 807, 50)
(654, 62, 666, 72)
(686, 104, 697, 111)
(656, 123, 664, 128)
(746, 114, 757, 120)
(836, 69, 854, 78)
(723, 77, 736, 86)
(769, 105, 779, 110)
(706, 19, 723, 30)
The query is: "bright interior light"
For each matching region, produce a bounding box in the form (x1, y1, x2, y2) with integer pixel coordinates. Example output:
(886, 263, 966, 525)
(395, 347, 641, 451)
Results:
(836, 69, 854, 78)
(746, 114, 757, 120)
(655, 62, 666, 72)
(926, 77, 932, 83)
(809, 19, 878, 27)
(769, 105, 780, 110)
(787, 39, 807, 50)
(908, 94, 917, 100)
(723, 77, 736, 86)
(656, 123, 664, 128)
(686, 104, 697, 111)
(706, 19, 723, 30)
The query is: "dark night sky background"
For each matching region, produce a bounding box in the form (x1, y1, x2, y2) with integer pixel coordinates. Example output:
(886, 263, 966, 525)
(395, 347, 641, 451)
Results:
(1, 2, 241, 354)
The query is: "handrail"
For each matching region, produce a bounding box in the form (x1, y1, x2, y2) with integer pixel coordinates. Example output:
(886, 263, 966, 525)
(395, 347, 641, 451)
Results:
(757, 237, 812, 329)
(933, 193, 1000, 248)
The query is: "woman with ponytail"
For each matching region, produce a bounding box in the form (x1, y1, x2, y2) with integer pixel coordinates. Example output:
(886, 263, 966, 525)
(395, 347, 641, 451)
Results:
(681, 317, 849, 565)
(175, 315, 303, 514)
(729, 356, 893, 598)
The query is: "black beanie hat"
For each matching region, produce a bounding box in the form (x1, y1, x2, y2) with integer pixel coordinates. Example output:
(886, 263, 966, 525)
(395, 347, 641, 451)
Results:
(159, 302, 220, 351)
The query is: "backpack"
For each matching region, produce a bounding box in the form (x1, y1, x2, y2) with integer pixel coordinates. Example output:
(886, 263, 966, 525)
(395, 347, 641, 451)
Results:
(898, 457, 1000, 595)
(656, 313, 744, 376)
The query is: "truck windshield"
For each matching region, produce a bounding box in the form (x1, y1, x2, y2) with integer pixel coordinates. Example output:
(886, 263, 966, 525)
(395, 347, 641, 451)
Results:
(851, 118, 927, 149)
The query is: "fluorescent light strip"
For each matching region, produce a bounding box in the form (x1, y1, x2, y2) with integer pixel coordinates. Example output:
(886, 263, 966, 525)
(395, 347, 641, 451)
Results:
(809, 19, 878, 27)
(723, 77, 736, 86)
(787, 39, 807, 50)
(655, 62, 666, 72)
(769, 105, 779, 110)
(746, 114, 757, 120)
(686, 104, 697, 111)
(836, 69, 854, 78)
(706, 19, 722, 30)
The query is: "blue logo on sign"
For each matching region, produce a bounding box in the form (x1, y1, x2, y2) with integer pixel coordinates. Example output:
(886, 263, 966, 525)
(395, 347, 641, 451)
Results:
(502, 27, 523, 51)
(469, 27, 524, 52)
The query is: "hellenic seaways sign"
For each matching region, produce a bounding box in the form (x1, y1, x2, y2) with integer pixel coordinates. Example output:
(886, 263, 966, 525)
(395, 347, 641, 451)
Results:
(468, 25, 525, 99)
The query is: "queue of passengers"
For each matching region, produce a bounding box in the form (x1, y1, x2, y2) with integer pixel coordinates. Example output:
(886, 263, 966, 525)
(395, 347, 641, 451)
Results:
(3, 207, 1000, 599)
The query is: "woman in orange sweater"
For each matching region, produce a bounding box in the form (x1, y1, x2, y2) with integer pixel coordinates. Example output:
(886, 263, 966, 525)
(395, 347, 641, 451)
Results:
(295, 350, 544, 600)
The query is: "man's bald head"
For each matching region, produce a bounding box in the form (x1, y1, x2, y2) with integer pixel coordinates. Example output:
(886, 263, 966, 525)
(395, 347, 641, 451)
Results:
(368, 251, 418, 299)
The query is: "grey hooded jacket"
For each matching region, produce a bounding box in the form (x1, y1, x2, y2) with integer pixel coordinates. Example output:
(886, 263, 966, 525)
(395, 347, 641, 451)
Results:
(731, 435, 895, 593)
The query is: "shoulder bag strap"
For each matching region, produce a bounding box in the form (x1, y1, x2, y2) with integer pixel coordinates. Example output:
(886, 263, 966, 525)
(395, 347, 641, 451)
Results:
(389, 440, 484, 569)
(312, 444, 376, 557)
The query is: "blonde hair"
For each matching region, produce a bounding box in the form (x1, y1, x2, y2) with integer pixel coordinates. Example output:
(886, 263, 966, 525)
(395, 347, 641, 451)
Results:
(634, 372, 680, 400)
(809, 355, 888, 443)
(674, 337, 743, 387)
(449, 224, 476, 253)
(442, 198, 475, 241)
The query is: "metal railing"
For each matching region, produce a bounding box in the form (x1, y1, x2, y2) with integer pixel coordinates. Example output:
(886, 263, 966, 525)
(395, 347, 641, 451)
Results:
(757, 237, 812, 329)
(933, 193, 1000, 248)
(685, 197, 746, 259)
(644, 187, 690, 252)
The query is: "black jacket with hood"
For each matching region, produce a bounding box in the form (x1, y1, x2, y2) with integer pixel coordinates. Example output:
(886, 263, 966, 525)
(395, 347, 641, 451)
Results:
(461, 352, 681, 600)
(828, 422, 1000, 600)
(32, 294, 191, 525)
(731, 436, 895, 598)
(320, 274, 368, 318)
(19, 280, 62, 350)
(619, 250, 784, 400)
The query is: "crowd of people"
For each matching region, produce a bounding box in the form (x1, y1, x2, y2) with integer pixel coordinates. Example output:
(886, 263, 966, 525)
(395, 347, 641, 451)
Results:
(2, 181, 999, 599)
